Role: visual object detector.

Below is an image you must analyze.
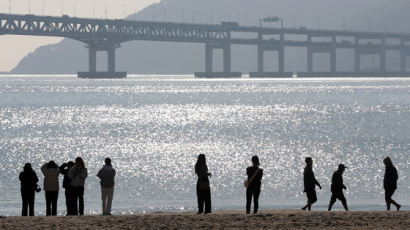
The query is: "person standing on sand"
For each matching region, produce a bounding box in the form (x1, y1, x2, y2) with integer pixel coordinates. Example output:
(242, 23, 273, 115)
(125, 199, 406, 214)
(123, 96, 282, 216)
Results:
(41, 161, 60, 216)
(195, 154, 212, 214)
(302, 157, 322, 211)
(68, 157, 88, 215)
(19, 163, 39, 216)
(59, 161, 75, 215)
(383, 157, 401, 211)
(245, 156, 263, 214)
(328, 164, 348, 211)
(97, 158, 116, 215)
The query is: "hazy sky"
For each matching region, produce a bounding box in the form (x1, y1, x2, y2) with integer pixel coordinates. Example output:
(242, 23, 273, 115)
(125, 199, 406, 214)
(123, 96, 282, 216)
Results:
(0, 0, 159, 72)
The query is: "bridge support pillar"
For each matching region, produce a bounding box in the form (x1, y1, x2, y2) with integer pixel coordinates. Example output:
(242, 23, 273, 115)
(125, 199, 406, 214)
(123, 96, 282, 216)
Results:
(108, 45, 116, 73)
(78, 42, 126, 79)
(279, 33, 285, 73)
(89, 45, 97, 73)
(257, 44, 264, 72)
(223, 43, 231, 73)
(355, 37, 361, 72)
(195, 43, 241, 78)
(401, 40, 406, 73)
(380, 38, 386, 72)
(307, 35, 313, 73)
(205, 43, 213, 72)
(250, 42, 292, 78)
(331, 35, 337, 73)
(307, 49, 313, 73)
(297, 34, 340, 77)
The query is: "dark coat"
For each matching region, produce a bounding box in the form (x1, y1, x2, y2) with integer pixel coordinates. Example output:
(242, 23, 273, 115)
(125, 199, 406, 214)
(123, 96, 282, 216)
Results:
(303, 165, 320, 191)
(331, 170, 346, 193)
(195, 164, 210, 190)
(246, 166, 263, 189)
(384, 164, 398, 190)
(59, 164, 72, 189)
(19, 170, 39, 193)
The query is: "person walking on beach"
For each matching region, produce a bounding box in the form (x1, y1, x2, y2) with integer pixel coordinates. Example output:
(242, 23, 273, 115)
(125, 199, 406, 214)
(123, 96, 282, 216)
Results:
(68, 157, 88, 215)
(301, 157, 322, 211)
(245, 156, 263, 214)
(195, 154, 212, 214)
(59, 161, 75, 215)
(19, 163, 39, 216)
(41, 161, 60, 216)
(383, 157, 401, 211)
(328, 164, 348, 211)
(97, 158, 116, 215)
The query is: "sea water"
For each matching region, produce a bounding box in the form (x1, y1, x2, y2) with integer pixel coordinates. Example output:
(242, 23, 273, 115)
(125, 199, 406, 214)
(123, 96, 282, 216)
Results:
(0, 75, 409, 215)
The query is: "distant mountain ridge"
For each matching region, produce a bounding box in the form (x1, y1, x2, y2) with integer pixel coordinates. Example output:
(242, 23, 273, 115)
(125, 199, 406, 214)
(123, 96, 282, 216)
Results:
(10, 0, 408, 74)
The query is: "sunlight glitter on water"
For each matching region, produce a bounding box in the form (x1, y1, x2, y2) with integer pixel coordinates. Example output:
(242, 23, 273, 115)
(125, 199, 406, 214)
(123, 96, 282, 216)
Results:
(0, 76, 409, 215)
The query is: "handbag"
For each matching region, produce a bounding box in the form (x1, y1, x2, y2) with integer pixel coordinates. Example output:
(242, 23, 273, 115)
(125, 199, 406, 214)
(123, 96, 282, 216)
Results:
(35, 184, 41, 193)
(244, 168, 261, 188)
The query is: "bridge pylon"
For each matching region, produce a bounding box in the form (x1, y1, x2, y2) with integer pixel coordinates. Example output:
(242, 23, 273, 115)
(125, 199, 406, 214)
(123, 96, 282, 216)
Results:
(249, 31, 292, 78)
(78, 41, 126, 79)
(195, 42, 242, 78)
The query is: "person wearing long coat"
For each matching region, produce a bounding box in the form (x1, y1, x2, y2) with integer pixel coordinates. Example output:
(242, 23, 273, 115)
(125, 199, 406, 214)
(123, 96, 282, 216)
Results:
(41, 161, 60, 216)
(383, 157, 401, 211)
(19, 163, 39, 216)
(68, 157, 88, 215)
(195, 154, 212, 214)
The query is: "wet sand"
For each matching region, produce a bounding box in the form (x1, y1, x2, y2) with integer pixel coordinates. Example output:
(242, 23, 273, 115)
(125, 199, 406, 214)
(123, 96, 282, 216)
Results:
(0, 210, 409, 229)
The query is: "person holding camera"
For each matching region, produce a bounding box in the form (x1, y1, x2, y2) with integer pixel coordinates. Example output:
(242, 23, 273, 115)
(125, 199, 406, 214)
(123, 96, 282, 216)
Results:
(41, 161, 60, 216)
(19, 163, 39, 216)
(68, 157, 88, 215)
(59, 161, 75, 215)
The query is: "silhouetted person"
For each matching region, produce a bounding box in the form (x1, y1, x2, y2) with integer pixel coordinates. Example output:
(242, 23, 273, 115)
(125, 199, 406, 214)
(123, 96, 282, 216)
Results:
(195, 154, 212, 214)
(245, 156, 263, 214)
(68, 157, 88, 215)
(19, 163, 39, 216)
(59, 161, 75, 215)
(41, 161, 60, 216)
(328, 164, 348, 211)
(97, 158, 116, 215)
(301, 157, 322, 211)
(383, 157, 401, 211)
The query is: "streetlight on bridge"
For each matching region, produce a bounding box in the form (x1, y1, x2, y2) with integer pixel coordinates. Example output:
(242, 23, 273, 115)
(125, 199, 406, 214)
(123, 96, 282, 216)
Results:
(260, 16, 283, 29)
(27, 0, 31, 14)
(42, 1, 45, 16)
(74, 3, 77, 17)
(60, 1, 64, 16)
(9, 0, 12, 14)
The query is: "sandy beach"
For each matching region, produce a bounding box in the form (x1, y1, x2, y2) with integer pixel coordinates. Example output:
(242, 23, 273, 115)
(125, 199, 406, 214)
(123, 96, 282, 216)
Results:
(0, 210, 409, 229)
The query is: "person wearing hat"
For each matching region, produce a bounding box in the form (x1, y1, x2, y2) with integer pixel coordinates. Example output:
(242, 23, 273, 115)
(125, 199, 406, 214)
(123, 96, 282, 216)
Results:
(328, 164, 348, 211)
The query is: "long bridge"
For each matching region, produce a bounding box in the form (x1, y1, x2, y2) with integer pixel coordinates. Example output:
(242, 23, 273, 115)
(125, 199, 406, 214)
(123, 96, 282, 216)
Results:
(1, 13, 410, 78)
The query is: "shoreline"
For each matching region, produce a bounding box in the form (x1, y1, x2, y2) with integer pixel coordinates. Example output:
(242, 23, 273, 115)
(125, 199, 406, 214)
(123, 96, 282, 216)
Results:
(1, 210, 409, 229)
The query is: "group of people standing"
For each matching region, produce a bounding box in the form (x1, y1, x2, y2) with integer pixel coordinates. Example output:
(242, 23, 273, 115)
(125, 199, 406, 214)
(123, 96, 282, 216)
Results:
(19, 154, 402, 216)
(18, 157, 116, 216)
(194, 154, 265, 215)
(195, 155, 402, 215)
